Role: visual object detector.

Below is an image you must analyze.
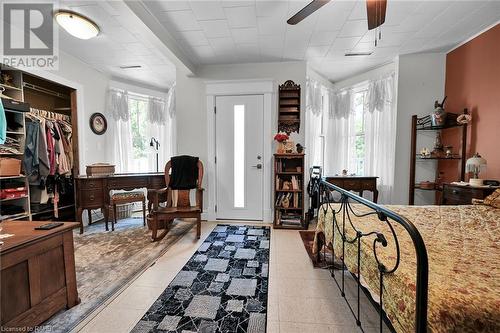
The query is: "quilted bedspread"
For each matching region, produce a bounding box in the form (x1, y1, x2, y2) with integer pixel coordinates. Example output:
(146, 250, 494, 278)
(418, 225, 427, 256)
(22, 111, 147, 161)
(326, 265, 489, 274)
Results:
(313, 204, 500, 333)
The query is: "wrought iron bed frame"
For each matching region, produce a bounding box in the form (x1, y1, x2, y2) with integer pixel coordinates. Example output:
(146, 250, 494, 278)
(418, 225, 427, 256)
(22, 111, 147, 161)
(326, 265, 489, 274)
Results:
(316, 180, 429, 333)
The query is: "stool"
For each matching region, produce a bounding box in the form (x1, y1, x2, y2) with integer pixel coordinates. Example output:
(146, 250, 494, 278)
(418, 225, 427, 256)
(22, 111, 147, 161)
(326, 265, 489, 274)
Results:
(109, 191, 146, 231)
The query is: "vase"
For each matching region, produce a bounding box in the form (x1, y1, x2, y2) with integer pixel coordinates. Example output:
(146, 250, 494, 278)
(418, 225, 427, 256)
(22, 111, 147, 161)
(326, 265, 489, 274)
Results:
(277, 141, 286, 154)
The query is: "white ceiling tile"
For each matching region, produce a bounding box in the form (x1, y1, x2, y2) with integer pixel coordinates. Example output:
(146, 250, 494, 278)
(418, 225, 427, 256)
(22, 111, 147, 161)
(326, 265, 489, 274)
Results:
(390, 14, 430, 33)
(255, 1, 288, 18)
(225, 6, 257, 28)
(260, 35, 284, 50)
(231, 27, 259, 43)
(309, 30, 339, 46)
(315, 4, 352, 32)
(143, 1, 191, 12)
(348, 1, 366, 21)
(104, 26, 138, 43)
(383, 1, 421, 26)
(177, 30, 210, 46)
(156, 10, 201, 31)
(199, 20, 231, 38)
(189, 1, 226, 20)
(209, 37, 236, 54)
(339, 19, 368, 37)
(257, 16, 286, 35)
(331, 37, 361, 50)
(221, 1, 255, 8)
(192, 45, 216, 58)
(306, 45, 330, 58)
(376, 32, 413, 48)
(122, 43, 156, 56)
(350, 41, 375, 53)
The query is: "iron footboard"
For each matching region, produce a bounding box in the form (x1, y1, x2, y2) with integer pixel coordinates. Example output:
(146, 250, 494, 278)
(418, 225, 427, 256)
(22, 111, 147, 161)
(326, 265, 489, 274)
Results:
(317, 180, 428, 333)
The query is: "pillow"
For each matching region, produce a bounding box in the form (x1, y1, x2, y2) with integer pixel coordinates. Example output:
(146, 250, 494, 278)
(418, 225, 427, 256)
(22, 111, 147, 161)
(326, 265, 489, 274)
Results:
(473, 189, 500, 208)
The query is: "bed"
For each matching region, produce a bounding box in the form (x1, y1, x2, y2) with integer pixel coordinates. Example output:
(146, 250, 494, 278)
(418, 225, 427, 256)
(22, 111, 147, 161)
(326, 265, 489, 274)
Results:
(313, 181, 500, 333)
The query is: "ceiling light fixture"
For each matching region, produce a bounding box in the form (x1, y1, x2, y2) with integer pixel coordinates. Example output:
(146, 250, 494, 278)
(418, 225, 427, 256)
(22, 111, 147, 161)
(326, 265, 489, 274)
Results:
(55, 10, 99, 40)
(345, 52, 373, 57)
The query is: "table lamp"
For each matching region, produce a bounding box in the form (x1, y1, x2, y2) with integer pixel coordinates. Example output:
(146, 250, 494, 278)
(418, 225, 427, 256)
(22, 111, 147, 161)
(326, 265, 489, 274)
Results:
(466, 153, 487, 186)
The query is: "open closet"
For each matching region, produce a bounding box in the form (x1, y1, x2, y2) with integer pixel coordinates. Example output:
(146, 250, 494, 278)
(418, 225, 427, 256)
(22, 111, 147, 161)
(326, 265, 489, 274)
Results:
(0, 64, 78, 222)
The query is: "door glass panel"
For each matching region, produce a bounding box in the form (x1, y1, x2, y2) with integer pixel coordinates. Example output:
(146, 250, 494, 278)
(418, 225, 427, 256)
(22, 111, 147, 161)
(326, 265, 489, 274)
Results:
(234, 104, 245, 208)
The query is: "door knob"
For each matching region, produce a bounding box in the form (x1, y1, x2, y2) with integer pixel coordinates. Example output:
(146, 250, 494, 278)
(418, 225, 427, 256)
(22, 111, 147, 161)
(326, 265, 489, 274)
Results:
(252, 164, 263, 169)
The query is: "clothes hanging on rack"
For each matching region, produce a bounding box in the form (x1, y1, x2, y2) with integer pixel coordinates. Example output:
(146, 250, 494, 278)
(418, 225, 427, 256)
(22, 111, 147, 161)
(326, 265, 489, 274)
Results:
(24, 108, 73, 214)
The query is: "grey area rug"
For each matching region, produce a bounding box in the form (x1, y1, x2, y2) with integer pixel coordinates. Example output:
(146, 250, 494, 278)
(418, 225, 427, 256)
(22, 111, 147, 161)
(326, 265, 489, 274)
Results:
(131, 224, 270, 333)
(44, 217, 196, 333)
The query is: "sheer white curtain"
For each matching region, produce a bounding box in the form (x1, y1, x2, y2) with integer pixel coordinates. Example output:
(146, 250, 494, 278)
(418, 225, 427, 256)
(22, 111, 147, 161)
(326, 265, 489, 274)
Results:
(107, 88, 133, 173)
(305, 78, 323, 168)
(363, 75, 396, 203)
(324, 89, 357, 175)
(146, 85, 176, 171)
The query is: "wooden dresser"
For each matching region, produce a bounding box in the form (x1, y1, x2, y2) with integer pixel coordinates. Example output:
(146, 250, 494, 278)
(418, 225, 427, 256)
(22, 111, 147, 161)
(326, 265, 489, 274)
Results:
(441, 183, 497, 205)
(326, 176, 379, 203)
(0, 221, 79, 329)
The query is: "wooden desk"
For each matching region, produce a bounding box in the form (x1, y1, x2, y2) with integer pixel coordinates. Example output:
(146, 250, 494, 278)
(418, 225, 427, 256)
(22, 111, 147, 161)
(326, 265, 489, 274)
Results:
(75, 173, 166, 233)
(325, 176, 379, 203)
(0, 221, 79, 329)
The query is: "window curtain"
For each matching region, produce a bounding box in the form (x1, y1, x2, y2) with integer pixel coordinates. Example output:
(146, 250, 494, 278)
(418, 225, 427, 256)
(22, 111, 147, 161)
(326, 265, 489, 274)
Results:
(305, 78, 324, 169)
(146, 84, 176, 171)
(324, 89, 357, 175)
(107, 88, 133, 173)
(363, 74, 396, 203)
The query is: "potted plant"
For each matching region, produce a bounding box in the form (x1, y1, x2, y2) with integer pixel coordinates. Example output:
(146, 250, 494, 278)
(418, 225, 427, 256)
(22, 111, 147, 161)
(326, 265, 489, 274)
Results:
(274, 132, 289, 154)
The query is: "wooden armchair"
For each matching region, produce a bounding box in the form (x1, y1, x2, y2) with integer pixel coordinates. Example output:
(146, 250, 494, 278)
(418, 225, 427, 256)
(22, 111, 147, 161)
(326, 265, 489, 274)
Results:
(147, 158, 204, 242)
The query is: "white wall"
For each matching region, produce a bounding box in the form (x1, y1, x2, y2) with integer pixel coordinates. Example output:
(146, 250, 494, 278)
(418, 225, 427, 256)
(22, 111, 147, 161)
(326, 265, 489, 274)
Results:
(394, 52, 446, 205)
(176, 61, 307, 220)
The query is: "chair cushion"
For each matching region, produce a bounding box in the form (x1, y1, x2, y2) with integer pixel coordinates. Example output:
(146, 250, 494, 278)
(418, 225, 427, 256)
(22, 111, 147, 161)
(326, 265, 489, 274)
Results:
(111, 191, 145, 202)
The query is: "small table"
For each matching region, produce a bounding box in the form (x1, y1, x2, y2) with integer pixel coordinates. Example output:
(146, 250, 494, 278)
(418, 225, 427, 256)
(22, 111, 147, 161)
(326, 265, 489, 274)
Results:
(325, 176, 379, 203)
(0, 221, 79, 329)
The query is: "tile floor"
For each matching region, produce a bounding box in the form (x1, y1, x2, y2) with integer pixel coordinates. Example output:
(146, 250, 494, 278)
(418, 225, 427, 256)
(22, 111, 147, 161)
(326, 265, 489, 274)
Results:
(76, 221, 386, 333)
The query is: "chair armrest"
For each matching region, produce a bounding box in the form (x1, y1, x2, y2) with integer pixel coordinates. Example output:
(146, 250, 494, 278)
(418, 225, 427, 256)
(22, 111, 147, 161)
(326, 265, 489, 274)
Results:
(148, 187, 168, 210)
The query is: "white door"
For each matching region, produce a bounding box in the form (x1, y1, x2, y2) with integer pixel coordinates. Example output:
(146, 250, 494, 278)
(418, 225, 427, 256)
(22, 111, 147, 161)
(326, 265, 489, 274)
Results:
(216, 95, 264, 220)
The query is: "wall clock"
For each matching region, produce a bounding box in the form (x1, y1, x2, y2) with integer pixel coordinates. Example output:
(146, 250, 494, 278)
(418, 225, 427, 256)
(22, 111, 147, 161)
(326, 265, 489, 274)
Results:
(89, 112, 107, 135)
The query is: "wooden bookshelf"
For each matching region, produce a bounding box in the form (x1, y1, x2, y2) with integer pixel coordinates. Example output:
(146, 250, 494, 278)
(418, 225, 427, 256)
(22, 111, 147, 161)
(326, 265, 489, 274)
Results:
(273, 153, 306, 229)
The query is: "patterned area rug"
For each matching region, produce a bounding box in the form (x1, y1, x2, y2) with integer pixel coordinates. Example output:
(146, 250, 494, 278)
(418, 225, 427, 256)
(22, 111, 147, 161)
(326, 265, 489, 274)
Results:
(44, 217, 196, 333)
(131, 224, 270, 333)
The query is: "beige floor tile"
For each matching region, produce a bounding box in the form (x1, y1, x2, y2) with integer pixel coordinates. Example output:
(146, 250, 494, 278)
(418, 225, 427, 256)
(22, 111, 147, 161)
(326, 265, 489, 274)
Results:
(79, 306, 145, 333)
(276, 262, 332, 280)
(267, 320, 280, 333)
(111, 285, 163, 310)
(280, 321, 336, 333)
(132, 265, 179, 289)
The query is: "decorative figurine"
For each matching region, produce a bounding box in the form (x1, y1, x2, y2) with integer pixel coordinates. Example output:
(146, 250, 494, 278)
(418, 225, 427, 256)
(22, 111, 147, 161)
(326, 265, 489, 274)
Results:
(431, 96, 447, 127)
(420, 147, 431, 158)
(457, 108, 472, 124)
(296, 143, 304, 154)
(445, 146, 453, 158)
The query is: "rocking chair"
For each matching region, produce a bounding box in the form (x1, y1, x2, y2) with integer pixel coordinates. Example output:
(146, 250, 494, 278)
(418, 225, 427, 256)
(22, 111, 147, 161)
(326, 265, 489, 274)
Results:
(147, 157, 204, 242)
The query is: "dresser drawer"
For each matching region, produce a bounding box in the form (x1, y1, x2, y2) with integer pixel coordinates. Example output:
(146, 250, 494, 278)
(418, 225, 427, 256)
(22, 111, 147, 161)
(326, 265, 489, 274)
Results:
(343, 180, 361, 190)
(79, 179, 103, 190)
(326, 178, 343, 187)
(361, 180, 376, 190)
(107, 177, 149, 189)
(443, 186, 486, 205)
(80, 189, 104, 207)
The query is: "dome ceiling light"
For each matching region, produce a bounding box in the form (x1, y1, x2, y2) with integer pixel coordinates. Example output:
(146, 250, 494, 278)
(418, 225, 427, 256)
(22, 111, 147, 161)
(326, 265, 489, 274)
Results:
(55, 10, 99, 40)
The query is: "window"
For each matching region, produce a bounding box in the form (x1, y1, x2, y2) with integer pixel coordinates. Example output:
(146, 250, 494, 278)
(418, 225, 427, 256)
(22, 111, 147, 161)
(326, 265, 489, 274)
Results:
(128, 95, 149, 172)
(234, 104, 245, 208)
(352, 90, 366, 176)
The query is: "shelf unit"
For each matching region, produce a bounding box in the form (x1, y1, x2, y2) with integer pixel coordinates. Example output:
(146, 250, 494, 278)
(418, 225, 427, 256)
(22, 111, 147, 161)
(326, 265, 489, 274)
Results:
(273, 153, 306, 229)
(409, 113, 467, 205)
(1, 64, 78, 222)
(278, 80, 300, 134)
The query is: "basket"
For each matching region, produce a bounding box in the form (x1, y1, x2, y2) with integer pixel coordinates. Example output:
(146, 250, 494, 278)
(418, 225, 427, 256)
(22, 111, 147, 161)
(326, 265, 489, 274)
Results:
(108, 203, 133, 220)
(86, 163, 115, 177)
(0, 158, 22, 177)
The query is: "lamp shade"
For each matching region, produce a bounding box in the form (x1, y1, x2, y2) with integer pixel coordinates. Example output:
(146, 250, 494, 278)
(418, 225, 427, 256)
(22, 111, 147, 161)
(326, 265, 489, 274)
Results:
(466, 153, 487, 179)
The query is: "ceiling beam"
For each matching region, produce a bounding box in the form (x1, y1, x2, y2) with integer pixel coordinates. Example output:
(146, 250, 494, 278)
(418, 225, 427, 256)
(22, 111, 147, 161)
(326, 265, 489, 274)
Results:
(123, 0, 197, 76)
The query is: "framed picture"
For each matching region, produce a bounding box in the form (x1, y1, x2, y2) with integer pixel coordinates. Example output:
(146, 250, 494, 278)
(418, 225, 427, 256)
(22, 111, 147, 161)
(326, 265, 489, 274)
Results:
(89, 112, 107, 135)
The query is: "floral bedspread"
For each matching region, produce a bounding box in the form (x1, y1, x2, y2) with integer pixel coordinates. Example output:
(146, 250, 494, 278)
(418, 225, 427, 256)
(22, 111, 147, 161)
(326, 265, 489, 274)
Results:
(313, 204, 500, 333)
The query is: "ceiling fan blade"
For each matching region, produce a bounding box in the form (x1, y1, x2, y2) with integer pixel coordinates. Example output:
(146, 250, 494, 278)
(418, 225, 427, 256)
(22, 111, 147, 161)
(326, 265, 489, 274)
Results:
(287, 0, 331, 25)
(366, 0, 387, 30)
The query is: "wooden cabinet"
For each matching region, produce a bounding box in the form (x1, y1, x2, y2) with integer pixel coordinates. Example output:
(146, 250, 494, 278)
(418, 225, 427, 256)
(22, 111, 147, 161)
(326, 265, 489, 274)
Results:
(441, 183, 496, 205)
(0, 221, 79, 329)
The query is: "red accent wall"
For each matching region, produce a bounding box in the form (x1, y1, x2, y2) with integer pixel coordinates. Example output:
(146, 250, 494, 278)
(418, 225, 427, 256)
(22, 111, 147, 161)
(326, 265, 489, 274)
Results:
(441, 24, 500, 181)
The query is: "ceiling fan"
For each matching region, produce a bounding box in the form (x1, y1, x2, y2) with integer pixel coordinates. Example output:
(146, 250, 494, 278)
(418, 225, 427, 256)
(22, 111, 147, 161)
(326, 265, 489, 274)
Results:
(287, 0, 387, 31)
